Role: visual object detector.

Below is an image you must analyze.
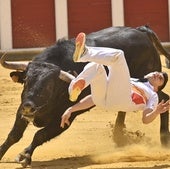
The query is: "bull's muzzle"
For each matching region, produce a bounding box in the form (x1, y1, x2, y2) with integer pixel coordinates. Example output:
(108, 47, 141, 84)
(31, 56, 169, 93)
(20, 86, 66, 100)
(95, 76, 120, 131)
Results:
(21, 101, 36, 122)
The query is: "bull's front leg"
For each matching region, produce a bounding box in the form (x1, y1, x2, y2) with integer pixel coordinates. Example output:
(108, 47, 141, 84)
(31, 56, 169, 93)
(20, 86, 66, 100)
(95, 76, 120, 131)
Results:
(15, 121, 68, 168)
(0, 108, 29, 160)
(15, 110, 86, 168)
(158, 91, 170, 147)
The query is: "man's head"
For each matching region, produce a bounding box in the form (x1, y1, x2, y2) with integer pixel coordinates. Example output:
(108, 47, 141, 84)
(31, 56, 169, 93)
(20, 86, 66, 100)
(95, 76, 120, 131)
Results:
(144, 71, 168, 92)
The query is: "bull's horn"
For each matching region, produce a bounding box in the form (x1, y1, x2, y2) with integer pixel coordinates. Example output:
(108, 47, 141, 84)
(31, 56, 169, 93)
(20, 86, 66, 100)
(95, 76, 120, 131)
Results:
(59, 70, 75, 83)
(0, 52, 28, 70)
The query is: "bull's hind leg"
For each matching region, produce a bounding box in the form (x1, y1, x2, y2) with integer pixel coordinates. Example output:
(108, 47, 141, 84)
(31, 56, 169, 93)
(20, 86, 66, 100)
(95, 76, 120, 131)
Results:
(113, 91, 170, 147)
(158, 91, 170, 147)
(0, 108, 29, 160)
(115, 111, 126, 128)
(112, 111, 127, 146)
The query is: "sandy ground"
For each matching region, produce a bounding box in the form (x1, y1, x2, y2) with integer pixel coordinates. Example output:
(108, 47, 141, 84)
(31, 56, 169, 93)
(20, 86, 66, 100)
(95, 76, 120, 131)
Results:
(0, 56, 170, 169)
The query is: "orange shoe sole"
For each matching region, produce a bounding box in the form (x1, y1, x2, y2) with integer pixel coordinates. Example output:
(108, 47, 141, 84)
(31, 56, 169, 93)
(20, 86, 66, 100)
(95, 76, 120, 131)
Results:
(73, 32, 86, 62)
(69, 79, 85, 102)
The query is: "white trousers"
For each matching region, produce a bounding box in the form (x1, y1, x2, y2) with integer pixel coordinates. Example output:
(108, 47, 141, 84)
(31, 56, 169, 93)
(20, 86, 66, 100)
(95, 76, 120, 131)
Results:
(70, 47, 137, 112)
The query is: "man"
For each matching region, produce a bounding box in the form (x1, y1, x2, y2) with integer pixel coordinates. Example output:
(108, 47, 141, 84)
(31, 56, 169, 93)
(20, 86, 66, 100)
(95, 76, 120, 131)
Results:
(60, 32, 169, 128)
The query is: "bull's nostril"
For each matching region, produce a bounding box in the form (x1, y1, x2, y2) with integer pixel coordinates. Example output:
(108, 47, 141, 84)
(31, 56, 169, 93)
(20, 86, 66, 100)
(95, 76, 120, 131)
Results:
(22, 101, 35, 113)
(23, 101, 32, 107)
(30, 107, 36, 112)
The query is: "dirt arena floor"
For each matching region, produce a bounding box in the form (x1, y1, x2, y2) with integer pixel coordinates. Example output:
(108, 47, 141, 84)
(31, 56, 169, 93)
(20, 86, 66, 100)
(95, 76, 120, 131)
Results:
(0, 56, 170, 169)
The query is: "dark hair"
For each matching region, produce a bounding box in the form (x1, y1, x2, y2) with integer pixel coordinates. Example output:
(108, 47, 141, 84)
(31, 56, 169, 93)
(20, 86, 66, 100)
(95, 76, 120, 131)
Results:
(158, 72, 168, 91)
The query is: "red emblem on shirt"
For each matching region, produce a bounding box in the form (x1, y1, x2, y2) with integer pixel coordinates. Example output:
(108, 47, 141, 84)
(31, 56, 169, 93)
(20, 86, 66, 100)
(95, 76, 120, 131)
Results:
(131, 85, 147, 105)
(132, 92, 145, 104)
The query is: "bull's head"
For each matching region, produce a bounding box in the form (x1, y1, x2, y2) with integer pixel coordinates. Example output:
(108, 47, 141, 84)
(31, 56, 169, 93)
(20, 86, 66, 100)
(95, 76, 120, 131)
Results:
(1, 53, 75, 127)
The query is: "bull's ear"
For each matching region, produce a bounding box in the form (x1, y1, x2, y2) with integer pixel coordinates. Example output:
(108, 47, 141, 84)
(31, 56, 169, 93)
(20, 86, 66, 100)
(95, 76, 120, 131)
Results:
(10, 71, 26, 84)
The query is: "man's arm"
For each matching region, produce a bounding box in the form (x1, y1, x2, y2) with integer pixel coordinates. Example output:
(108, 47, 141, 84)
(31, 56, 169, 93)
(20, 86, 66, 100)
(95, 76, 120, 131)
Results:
(60, 95, 95, 128)
(142, 100, 170, 124)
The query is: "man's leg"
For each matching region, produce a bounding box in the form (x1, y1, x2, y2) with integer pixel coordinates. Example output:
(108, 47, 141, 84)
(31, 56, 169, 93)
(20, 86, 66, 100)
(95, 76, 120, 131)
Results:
(69, 62, 107, 103)
(71, 33, 132, 110)
(73, 32, 126, 66)
(81, 46, 132, 110)
(80, 47, 132, 110)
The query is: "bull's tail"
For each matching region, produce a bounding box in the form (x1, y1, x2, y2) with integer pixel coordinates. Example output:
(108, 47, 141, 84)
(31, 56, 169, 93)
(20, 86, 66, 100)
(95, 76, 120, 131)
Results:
(136, 25, 170, 62)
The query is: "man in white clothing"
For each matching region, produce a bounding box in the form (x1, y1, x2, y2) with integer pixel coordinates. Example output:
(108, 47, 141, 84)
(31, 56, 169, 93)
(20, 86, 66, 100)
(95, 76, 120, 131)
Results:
(60, 32, 169, 128)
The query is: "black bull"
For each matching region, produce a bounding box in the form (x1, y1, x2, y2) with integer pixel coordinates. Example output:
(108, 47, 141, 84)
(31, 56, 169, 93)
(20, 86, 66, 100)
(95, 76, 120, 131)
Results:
(0, 25, 170, 167)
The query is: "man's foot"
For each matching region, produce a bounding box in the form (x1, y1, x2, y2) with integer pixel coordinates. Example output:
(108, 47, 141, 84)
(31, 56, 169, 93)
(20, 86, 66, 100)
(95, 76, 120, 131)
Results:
(73, 32, 86, 62)
(69, 79, 85, 102)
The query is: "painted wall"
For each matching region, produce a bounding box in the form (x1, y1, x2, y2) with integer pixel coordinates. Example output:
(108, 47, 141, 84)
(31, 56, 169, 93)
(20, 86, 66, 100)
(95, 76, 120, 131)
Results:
(0, 0, 169, 49)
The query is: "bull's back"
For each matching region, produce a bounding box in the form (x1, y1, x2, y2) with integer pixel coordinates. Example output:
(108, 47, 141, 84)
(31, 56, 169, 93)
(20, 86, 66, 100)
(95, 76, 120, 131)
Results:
(34, 26, 162, 78)
(86, 26, 161, 78)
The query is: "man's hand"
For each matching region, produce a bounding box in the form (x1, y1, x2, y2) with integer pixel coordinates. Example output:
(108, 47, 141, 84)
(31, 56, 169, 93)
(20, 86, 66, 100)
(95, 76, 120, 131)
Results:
(60, 108, 72, 128)
(156, 99, 170, 114)
(142, 99, 170, 124)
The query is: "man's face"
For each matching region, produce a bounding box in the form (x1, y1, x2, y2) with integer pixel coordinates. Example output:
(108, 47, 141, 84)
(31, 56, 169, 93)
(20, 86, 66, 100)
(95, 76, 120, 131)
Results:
(145, 72, 165, 92)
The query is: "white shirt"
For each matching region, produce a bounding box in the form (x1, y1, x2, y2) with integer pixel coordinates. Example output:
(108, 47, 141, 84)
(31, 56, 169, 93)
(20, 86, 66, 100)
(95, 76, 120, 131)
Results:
(130, 79, 158, 110)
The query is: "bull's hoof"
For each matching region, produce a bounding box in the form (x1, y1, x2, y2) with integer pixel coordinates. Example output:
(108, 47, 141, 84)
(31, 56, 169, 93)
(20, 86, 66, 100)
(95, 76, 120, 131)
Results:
(160, 132, 170, 147)
(111, 123, 126, 147)
(15, 152, 31, 168)
(111, 123, 149, 147)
